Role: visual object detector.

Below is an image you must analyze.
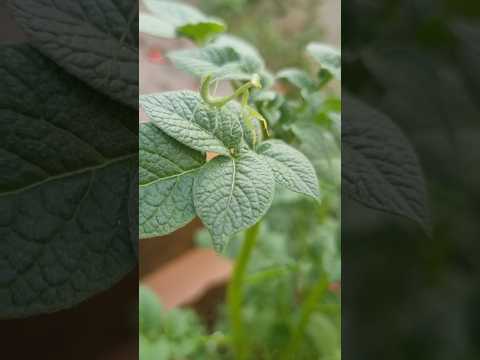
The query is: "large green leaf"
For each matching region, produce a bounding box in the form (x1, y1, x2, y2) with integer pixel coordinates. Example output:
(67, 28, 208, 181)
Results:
(10, 0, 139, 108)
(194, 151, 275, 251)
(129, 170, 139, 256)
(343, 94, 431, 233)
(258, 140, 320, 200)
(141, 0, 226, 43)
(140, 91, 244, 156)
(307, 43, 341, 80)
(139, 123, 205, 239)
(0, 45, 137, 318)
(168, 45, 263, 81)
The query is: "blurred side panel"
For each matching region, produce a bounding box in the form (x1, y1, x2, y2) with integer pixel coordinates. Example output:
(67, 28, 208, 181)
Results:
(343, 0, 480, 359)
(0, 0, 138, 358)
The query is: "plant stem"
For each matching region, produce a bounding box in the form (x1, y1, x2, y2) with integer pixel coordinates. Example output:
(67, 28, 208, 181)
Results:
(227, 222, 261, 360)
(281, 276, 329, 360)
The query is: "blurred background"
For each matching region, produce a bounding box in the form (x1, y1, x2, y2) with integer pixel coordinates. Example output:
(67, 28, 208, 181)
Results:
(343, 0, 480, 359)
(140, 0, 340, 95)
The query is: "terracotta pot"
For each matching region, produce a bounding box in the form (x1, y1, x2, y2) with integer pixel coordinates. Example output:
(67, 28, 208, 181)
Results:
(139, 220, 202, 278)
(142, 249, 232, 310)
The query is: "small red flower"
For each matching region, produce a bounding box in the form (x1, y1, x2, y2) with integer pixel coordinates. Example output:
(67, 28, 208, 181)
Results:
(147, 49, 166, 64)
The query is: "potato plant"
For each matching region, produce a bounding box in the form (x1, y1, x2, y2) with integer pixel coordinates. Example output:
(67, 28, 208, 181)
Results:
(139, 1, 340, 359)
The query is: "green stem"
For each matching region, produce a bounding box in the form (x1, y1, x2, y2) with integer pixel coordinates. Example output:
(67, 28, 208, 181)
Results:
(244, 264, 297, 286)
(227, 222, 261, 360)
(281, 276, 329, 360)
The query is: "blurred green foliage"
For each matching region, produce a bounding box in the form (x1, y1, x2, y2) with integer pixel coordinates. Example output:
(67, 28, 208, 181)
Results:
(195, 186, 340, 359)
(343, 0, 480, 359)
(140, 287, 209, 360)
(198, 0, 326, 70)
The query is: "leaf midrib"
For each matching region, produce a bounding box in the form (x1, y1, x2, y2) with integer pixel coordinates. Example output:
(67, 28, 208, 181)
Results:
(139, 167, 201, 188)
(216, 157, 236, 232)
(0, 153, 136, 198)
(343, 142, 418, 218)
(161, 108, 230, 155)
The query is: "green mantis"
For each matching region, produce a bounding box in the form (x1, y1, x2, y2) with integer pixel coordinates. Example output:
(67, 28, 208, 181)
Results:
(200, 74, 270, 149)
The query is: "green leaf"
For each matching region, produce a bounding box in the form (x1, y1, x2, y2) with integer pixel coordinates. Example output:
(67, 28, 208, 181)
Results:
(139, 285, 206, 360)
(0, 44, 137, 318)
(194, 151, 275, 251)
(141, 0, 226, 43)
(140, 91, 244, 156)
(168, 45, 262, 81)
(292, 121, 340, 187)
(144, 0, 214, 25)
(141, 336, 171, 360)
(177, 22, 226, 44)
(343, 94, 431, 233)
(321, 97, 342, 114)
(139, 286, 163, 341)
(139, 123, 205, 239)
(140, 13, 176, 38)
(129, 171, 139, 256)
(307, 43, 341, 80)
(258, 140, 320, 200)
(212, 34, 265, 68)
(277, 68, 317, 95)
(10, 0, 138, 108)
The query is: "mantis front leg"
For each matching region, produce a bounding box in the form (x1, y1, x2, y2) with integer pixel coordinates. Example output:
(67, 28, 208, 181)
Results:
(241, 89, 270, 148)
(241, 90, 257, 147)
(200, 73, 270, 148)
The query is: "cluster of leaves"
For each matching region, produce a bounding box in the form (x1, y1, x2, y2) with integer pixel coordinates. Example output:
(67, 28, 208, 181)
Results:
(181, 2, 431, 234)
(198, 0, 327, 71)
(140, 287, 209, 360)
(1, 0, 138, 318)
(140, 0, 226, 44)
(139, 1, 334, 251)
